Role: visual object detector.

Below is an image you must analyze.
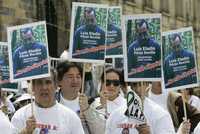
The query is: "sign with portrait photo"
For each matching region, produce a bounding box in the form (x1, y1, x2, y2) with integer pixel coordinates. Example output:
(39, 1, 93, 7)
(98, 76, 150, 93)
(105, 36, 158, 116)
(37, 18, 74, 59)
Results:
(0, 42, 9, 84)
(123, 14, 162, 81)
(69, 2, 108, 63)
(162, 27, 199, 91)
(7, 21, 50, 82)
(106, 6, 122, 58)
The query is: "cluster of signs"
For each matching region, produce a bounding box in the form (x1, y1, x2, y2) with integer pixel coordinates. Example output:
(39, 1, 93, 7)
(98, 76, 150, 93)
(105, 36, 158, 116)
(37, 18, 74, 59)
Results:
(0, 2, 199, 124)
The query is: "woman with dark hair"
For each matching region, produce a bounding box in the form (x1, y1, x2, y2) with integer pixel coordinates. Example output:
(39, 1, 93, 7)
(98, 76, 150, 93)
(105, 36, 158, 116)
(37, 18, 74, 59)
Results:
(79, 68, 126, 134)
(183, 88, 200, 111)
(168, 92, 200, 133)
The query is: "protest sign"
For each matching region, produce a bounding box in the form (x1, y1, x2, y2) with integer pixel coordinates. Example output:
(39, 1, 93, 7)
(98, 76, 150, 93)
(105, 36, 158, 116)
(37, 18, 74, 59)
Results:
(123, 14, 162, 81)
(69, 2, 108, 63)
(125, 89, 146, 124)
(162, 27, 198, 91)
(105, 6, 122, 58)
(0, 42, 9, 84)
(7, 21, 50, 82)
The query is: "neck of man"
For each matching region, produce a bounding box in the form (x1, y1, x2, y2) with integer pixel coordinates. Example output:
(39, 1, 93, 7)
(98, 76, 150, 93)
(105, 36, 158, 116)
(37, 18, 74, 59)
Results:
(151, 88, 162, 95)
(108, 94, 118, 101)
(35, 99, 56, 108)
(61, 90, 78, 100)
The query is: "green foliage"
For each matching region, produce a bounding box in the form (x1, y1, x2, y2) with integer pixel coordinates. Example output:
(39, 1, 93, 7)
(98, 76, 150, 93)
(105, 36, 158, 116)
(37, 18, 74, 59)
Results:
(108, 8, 121, 26)
(126, 18, 161, 47)
(33, 25, 47, 43)
(74, 6, 107, 31)
(162, 30, 193, 58)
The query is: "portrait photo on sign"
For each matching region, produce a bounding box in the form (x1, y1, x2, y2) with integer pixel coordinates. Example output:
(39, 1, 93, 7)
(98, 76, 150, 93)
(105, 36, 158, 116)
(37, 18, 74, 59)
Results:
(106, 6, 122, 58)
(123, 14, 161, 81)
(7, 21, 50, 82)
(162, 27, 199, 91)
(69, 2, 108, 63)
(0, 42, 9, 84)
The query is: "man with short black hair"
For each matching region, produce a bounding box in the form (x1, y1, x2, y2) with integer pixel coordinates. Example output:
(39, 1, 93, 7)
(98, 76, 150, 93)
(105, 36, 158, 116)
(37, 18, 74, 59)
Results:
(11, 71, 84, 134)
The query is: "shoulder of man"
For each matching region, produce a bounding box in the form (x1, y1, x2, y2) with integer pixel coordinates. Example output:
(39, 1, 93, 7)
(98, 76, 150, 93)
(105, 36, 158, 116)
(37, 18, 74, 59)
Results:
(11, 103, 32, 122)
(148, 38, 160, 47)
(182, 49, 194, 57)
(144, 98, 170, 119)
(14, 44, 24, 53)
(95, 25, 105, 34)
(75, 25, 86, 33)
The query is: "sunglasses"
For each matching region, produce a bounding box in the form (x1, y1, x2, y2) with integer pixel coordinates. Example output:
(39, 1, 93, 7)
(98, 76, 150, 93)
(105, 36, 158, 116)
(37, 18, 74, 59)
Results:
(106, 80, 121, 86)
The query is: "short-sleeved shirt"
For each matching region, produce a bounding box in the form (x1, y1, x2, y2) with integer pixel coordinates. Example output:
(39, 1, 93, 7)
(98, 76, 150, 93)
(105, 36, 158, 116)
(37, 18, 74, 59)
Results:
(11, 102, 85, 134)
(106, 24, 122, 55)
(164, 49, 197, 88)
(73, 25, 105, 59)
(127, 38, 161, 78)
(13, 42, 48, 79)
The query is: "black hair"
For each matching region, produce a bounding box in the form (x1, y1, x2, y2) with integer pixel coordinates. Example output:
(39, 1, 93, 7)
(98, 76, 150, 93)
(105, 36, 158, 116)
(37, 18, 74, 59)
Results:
(84, 7, 96, 16)
(169, 33, 182, 44)
(20, 27, 34, 36)
(56, 61, 82, 81)
(186, 88, 194, 95)
(136, 19, 149, 30)
(101, 68, 124, 86)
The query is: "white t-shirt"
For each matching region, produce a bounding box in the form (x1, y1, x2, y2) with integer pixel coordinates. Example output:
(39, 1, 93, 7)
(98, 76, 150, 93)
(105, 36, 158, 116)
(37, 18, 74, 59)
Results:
(60, 95, 80, 114)
(60, 50, 69, 59)
(189, 95, 200, 111)
(84, 95, 126, 134)
(106, 98, 175, 134)
(194, 121, 200, 134)
(11, 102, 84, 134)
(107, 95, 126, 116)
(148, 90, 168, 111)
(0, 110, 14, 134)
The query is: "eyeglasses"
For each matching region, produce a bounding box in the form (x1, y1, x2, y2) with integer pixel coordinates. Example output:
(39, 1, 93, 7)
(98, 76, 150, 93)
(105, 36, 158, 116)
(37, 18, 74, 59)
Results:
(106, 80, 121, 87)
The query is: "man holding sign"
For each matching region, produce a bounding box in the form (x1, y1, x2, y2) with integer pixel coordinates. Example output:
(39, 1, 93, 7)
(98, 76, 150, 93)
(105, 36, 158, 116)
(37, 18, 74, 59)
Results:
(106, 82, 175, 134)
(11, 71, 84, 134)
